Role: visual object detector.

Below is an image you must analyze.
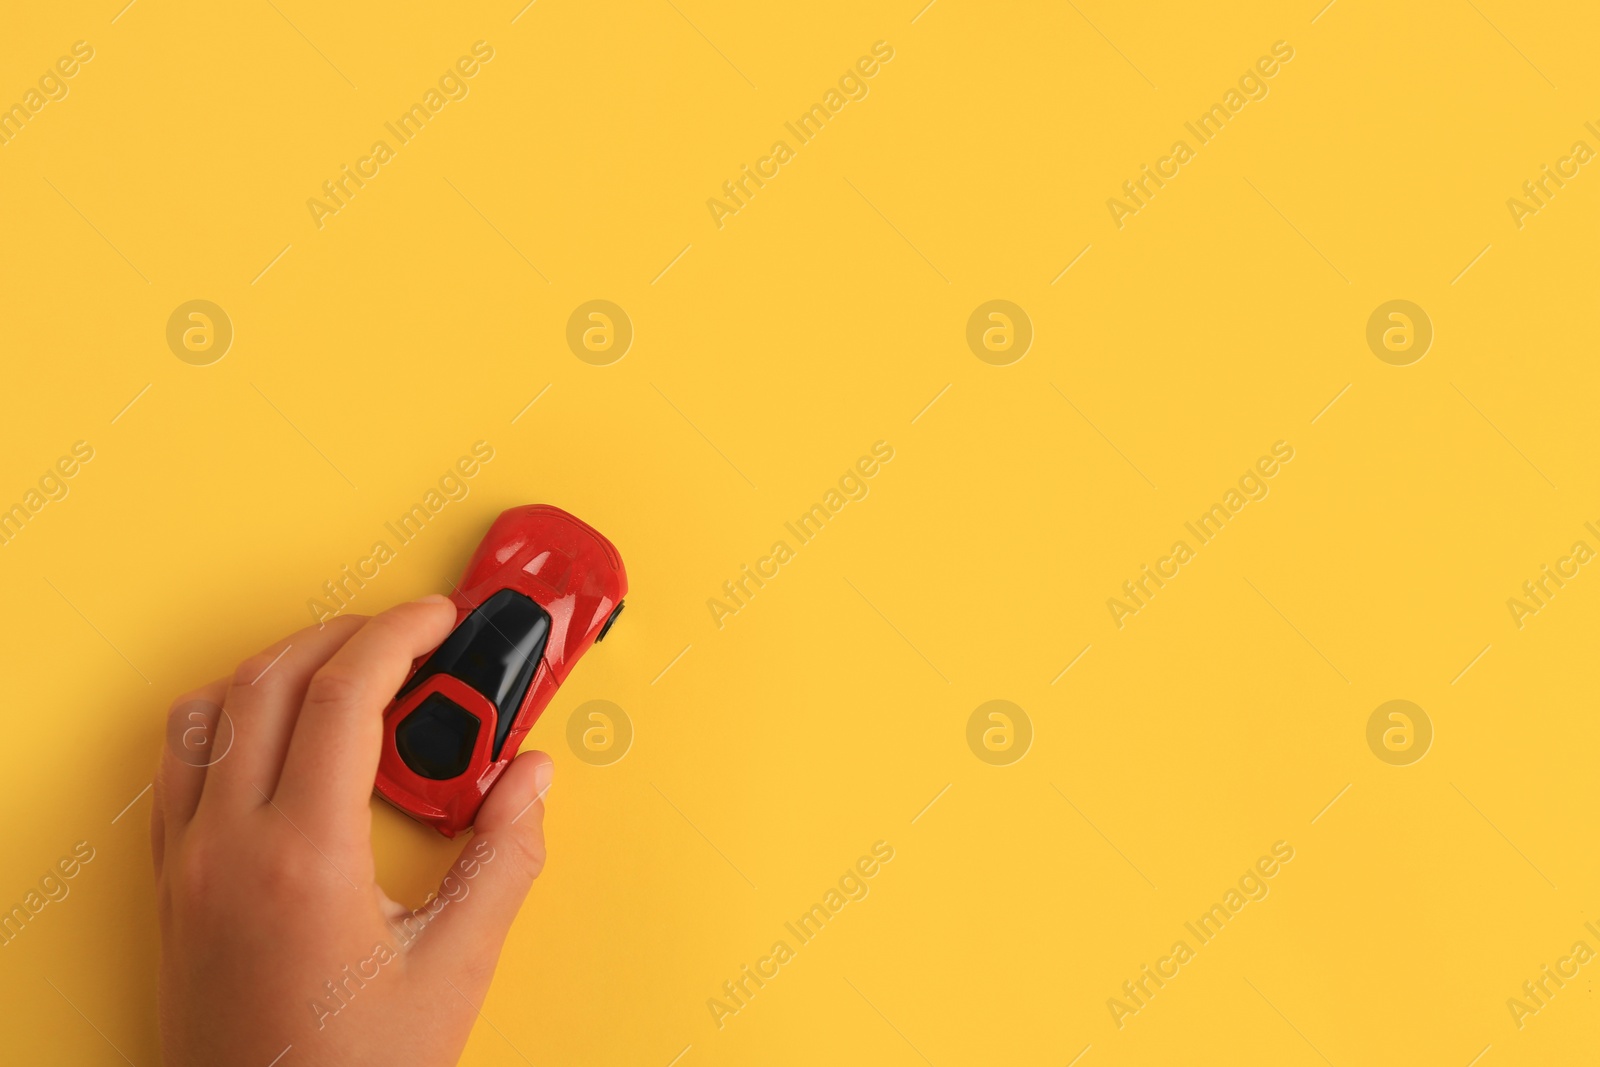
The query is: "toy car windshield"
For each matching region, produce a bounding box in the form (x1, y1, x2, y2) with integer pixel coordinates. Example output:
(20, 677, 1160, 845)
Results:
(395, 588, 551, 764)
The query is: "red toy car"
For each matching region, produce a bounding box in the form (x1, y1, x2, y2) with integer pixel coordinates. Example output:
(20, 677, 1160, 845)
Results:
(374, 505, 626, 836)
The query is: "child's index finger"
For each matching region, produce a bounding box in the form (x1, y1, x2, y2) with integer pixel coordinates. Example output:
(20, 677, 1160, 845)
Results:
(273, 595, 457, 838)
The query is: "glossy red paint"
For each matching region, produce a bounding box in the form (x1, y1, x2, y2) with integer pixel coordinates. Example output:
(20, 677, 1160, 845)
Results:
(374, 505, 626, 836)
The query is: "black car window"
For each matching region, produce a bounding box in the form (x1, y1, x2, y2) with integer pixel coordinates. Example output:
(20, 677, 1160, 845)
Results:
(398, 589, 551, 759)
(395, 694, 481, 780)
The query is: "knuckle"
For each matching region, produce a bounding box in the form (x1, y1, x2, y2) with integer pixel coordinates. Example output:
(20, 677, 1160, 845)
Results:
(304, 613, 367, 642)
(167, 831, 319, 917)
(230, 651, 281, 689)
(500, 829, 547, 883)
(304, 666, 366, 711)
(166, 840, 219, 910)
(455, 953, 501, 990)
(253, 849, 318, 901)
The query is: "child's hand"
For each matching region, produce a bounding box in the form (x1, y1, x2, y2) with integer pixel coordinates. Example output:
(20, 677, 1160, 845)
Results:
(152, 597, 552, 1067)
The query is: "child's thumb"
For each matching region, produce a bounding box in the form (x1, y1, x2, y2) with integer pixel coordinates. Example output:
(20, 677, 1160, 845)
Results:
(404, 750, 551, 994)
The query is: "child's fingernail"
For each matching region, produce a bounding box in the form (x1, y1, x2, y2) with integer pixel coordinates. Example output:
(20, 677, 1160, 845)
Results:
(414, 594, 452, 606)
(532, 759, 553, 799)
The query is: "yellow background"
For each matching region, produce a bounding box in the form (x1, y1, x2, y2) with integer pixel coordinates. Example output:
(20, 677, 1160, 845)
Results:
(2, 0, 1598, 1063)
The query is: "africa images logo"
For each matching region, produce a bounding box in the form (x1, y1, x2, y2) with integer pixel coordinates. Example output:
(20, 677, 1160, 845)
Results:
(705, 41, 896, 230)
(1105, 441, 1295, 628)
(1105, 41, 1295, 229)
(306, 42, 496, 230)
(705, 842, 895, 1029)
(0, 40, 95, 148)
(1107, 841, 1295, 1029)
(707, 442, 894, 628)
